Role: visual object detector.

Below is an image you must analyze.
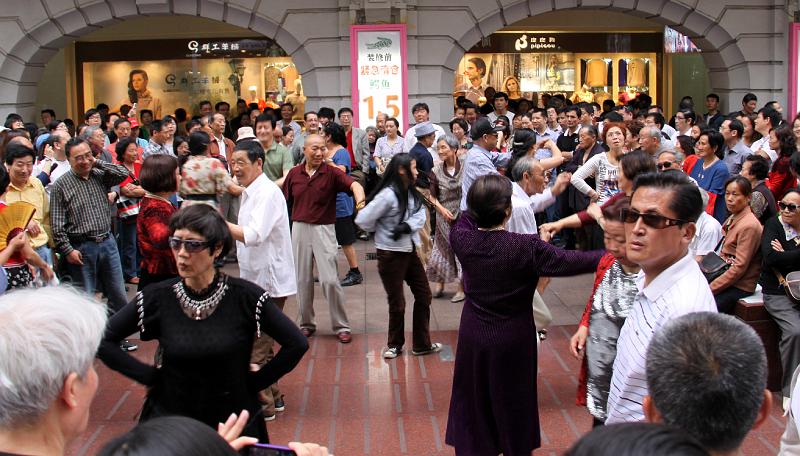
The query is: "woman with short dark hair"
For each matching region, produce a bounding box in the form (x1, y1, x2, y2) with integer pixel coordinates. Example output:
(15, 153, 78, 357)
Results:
(689, 129, 730, 224)
(445, 174, 603, 455)
(99, 204, 309, 442)
(179, 131, 242, 208)
(114, 137, 145, 284)
(711, 176, 763, 313)
(137, 154, 180, 289)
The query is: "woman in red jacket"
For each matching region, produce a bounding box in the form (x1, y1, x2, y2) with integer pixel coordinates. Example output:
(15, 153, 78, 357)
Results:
(137, 155, 180, 289)
(767, 124, 798, 200)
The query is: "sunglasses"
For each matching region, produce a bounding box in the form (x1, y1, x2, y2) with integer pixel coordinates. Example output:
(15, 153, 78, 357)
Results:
(168, 237, 211, 253)
(656, 161, 675, 170)
(779, 202, 800, 212)
(620, 208, 689, 229)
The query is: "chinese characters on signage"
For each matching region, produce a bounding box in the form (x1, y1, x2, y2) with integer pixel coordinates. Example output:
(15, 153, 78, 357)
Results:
(350, 25, 408, 130)
(514, 35, 558, 51)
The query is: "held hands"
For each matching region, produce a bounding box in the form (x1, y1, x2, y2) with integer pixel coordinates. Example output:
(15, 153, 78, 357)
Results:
(588, 190, 599, 203)
(539, 222, 559, 243)
(391, 222, 411, 241)
(569, 326, 589, 359)
(586, 203, 603, 222)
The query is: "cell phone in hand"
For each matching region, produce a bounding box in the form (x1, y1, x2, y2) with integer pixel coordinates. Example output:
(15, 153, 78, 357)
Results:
(247, 444, 297, 456)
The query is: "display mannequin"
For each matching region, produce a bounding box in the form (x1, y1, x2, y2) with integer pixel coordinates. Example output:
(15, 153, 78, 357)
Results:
(285, 79, 307, 122)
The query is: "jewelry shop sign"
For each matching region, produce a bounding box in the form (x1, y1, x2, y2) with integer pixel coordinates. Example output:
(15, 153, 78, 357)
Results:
(350, 24, 408, 130)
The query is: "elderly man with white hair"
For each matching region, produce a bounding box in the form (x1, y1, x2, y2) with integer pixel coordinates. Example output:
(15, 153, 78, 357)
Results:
(0, 287, 107, 456)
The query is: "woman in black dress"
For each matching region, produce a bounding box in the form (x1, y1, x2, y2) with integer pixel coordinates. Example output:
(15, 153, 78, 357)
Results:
(98, 204, 308, 442)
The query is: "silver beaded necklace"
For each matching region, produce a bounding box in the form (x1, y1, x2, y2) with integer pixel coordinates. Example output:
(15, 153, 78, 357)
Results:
(173, 274, 229, 320)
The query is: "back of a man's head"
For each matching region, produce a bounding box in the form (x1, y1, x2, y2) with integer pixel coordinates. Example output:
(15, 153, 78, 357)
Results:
(0, 287, 107, 431)
(645, 312, 770, 454)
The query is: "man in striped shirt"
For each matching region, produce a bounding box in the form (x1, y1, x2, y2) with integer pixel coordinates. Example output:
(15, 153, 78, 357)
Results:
(605, 172, 717, 423)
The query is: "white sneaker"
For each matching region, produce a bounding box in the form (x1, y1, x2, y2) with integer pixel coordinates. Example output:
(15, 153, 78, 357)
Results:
(383, 347, 402, 359)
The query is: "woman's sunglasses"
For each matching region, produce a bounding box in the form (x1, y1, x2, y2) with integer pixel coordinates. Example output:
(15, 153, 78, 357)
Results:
(620, 208, 689, 229)
(779, 202, 800, 213)
(168, 237, 211, 253)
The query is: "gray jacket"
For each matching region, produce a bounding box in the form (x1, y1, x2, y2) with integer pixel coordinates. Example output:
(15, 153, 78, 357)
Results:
(355, 187, 426, 252)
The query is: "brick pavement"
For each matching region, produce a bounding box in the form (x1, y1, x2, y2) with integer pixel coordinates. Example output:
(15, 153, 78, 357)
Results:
(66, 240, 786, 455)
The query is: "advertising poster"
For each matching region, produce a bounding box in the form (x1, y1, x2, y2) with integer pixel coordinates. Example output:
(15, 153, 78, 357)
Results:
(350, 24, 408, 130)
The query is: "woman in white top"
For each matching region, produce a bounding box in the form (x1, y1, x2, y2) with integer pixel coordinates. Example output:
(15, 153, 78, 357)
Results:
(571, 122, 628, 205)
(373, 117, 404, 175)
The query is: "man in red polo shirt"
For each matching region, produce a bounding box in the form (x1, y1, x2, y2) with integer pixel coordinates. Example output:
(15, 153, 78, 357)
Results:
(283, 134, 365, 343)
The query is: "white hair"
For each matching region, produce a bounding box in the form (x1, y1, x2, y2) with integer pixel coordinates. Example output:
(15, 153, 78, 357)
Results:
(0, 287, 107, 427)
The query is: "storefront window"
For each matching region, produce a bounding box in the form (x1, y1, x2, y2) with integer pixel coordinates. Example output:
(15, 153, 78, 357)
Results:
(78, 38, 299, 118)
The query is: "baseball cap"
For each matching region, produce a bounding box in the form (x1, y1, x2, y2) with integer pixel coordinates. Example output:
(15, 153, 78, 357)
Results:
(470, 118, 504, 141)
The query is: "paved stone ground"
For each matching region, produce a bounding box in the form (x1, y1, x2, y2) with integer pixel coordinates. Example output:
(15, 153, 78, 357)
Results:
(66, 239, 785, 455)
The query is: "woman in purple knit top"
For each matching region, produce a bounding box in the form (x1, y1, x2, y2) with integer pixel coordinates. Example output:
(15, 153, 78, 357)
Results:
(445, 174, 603, 455)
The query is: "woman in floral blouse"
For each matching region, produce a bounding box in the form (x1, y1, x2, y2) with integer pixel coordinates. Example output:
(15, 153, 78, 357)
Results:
(179, 131, 242, 208)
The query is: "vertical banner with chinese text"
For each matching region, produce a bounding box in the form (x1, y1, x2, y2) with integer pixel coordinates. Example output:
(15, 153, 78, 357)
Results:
(350, 25, 408, 130)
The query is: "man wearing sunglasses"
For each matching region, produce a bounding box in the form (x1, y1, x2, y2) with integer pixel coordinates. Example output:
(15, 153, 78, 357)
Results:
(606, 172, 717, 424)
(459, 118, 510, 211)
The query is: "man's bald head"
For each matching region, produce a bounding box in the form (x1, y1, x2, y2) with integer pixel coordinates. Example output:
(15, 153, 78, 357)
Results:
(303, 134, 326, 168)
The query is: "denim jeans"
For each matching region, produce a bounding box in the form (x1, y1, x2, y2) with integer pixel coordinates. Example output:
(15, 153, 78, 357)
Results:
(67, 236, 128, 313)
(34, 245, 53, 267)
(116, 219, 140, 280)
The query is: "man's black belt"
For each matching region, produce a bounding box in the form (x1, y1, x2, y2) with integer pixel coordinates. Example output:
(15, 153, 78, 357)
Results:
(69, 232, 110, 244)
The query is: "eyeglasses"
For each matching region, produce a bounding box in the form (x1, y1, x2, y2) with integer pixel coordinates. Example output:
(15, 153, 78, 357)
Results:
(168, 237, 211, 253)
(620, 208, 689, 229)
(656, 161, 675, 170)
(779, 202, 800, 212)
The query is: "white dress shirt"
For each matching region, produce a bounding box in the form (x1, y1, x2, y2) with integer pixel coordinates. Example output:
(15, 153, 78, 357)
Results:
(402, 123, 446, 161)
(236, 173, 297, 298)
(751, 136, 778, 163)
(605, 252, 717, 424)
(690, 211, 723, 257)
(507, 182, 556, 235)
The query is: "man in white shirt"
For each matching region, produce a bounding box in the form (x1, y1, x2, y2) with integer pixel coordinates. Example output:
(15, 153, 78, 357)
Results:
(606, 171, 716, 424)
(487, 92, 515, 126)
(751, 107, 782, 163)
(226, 140, 297, 421)
(507, 155, 571, 235)
(403, 102, 445, 156)
(506, 155, 571, 340)
(42, 131, 71, 192)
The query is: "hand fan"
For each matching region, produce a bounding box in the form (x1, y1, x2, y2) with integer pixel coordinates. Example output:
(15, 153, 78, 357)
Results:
(0, 202, 36, 250)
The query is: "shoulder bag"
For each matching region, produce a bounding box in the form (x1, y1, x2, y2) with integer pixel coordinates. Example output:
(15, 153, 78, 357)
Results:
(700, 219, 731, 283)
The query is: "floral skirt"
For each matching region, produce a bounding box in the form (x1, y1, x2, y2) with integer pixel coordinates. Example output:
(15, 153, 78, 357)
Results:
(426, 214, 460, 283)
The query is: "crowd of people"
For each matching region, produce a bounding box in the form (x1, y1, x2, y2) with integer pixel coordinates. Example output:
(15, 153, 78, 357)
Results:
(1, 87, 800, 455)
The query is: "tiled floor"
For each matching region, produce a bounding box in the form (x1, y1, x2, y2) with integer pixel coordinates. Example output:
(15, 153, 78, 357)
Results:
(66, 240, 786, 455)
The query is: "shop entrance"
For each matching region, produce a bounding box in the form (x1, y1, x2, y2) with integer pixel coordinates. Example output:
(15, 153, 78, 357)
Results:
(445, 6, 752, 118)
(453, 10, 712, 116)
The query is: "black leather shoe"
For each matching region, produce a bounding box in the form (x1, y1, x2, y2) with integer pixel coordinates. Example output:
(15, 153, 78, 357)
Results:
(340, 271, 363, 287)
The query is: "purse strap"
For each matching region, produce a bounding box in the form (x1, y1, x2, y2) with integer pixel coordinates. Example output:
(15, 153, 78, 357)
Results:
(713, 216, 733, 254)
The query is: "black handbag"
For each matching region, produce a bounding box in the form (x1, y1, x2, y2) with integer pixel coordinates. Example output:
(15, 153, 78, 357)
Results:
(700, 233, 730, 283)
